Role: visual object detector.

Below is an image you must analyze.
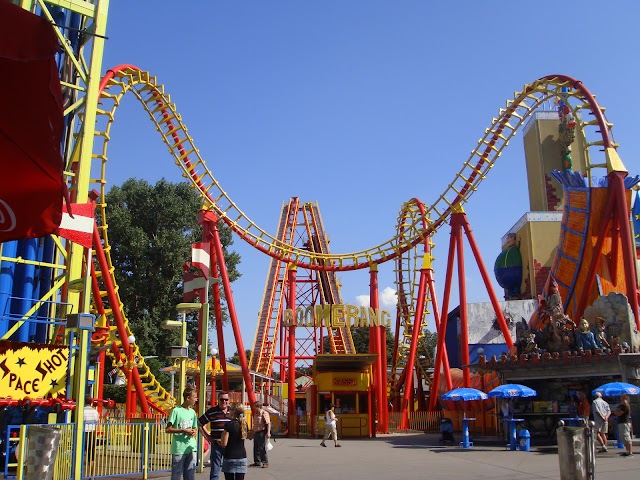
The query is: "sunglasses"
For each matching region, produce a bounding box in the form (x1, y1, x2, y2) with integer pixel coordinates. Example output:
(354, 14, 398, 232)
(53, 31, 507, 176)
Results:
(220, 398, 230, 402)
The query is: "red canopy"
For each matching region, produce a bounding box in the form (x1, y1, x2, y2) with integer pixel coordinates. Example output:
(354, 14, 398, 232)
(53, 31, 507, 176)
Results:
(0, 0, 64, 242)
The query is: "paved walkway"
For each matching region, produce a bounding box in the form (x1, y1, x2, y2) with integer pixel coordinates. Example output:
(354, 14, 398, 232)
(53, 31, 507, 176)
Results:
(171, 433, 639, 480)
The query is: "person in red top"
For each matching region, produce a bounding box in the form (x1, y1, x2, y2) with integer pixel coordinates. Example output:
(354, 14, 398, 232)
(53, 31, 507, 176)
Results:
(577, 392, 590, 422)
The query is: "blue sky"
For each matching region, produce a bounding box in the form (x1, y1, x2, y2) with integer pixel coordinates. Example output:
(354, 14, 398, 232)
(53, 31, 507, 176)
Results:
(101, 1, 640, 356)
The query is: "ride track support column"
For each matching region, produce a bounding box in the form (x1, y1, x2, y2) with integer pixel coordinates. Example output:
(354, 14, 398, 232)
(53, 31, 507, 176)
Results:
(400, 256, 429, 429)
(287, 264, 297, 436)
(126, 339, 135, 419)
(369, 268, 379, 435)
(370, 265, 388, 434)
(209, 245, 229, 391)
(428, 212, 458, 412)
(205, 212, 257, 408)
(608, 167, 640, 329)
(424, 242, 452, 404)
(459, 214, 513, 349)
(91, 224, 150, 415)
(452, 214, 471, 387)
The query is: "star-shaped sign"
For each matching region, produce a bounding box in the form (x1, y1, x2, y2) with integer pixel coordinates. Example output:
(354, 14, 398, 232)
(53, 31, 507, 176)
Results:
(50, 379, 59, 388)
(16, 358, 26, 367)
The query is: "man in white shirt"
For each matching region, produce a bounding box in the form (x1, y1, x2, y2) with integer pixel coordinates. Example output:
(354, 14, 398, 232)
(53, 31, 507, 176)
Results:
(83, 396, 101, 464)
(592, 392, 611, 452)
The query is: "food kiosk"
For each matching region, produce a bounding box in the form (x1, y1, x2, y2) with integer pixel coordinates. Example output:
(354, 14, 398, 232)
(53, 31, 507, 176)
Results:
(312, 354, 377, 437)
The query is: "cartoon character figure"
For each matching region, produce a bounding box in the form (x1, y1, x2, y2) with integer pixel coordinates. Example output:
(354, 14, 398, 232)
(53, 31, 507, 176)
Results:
(592, 317, 610, 351)
(576, 318, 597, 352)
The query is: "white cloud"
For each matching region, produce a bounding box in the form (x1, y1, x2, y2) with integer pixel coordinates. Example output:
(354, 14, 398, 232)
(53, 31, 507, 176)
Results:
(380, 287, 398, 309)
(354, 287, 397, 309)
(355, 295, 370, 306)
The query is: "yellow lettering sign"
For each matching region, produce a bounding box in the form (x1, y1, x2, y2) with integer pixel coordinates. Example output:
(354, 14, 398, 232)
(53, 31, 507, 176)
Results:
(332, 377, 357, 386)
(283, 305, 391, 329)
(0, 341, 68, 399)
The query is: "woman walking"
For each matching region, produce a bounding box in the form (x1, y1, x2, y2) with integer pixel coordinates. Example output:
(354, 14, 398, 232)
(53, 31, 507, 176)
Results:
(320, 404, 341, 447)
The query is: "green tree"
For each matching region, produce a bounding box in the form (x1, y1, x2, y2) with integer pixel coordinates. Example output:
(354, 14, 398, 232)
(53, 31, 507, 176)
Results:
(103, 179, 241, 389)
(419, 329, 438, 362)
(226, 349, 252, 365)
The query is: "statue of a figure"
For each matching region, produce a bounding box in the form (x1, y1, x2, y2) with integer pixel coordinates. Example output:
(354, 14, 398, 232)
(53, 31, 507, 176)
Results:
(534, 278, 579, 353)
(592, 317, 610, 351)
(516, 319, 539, 355)
(576, 318, 597, 352)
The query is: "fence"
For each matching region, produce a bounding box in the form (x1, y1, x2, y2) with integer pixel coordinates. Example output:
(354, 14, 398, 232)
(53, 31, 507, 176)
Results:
(387, 411, 443, 433)
(290, 411, 444, 438)
(9, 421, 172, 480)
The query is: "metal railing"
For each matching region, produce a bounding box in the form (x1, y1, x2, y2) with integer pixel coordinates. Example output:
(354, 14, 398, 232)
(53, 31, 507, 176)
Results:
(388, 411, 443, 433)
(10, 421, 172, 480)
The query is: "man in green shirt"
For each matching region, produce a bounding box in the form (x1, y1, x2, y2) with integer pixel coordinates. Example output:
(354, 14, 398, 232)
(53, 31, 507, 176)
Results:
(166, 386, 198, 480)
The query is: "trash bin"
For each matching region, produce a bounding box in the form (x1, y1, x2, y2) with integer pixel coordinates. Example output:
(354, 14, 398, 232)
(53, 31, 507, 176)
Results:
(518, 428, 531, 452)
(24, 425, 61, 480)
(556, 425, 595, 480)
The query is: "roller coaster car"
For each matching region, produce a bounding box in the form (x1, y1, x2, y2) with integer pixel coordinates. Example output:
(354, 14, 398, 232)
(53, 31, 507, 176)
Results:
(439, 418, 454, 445)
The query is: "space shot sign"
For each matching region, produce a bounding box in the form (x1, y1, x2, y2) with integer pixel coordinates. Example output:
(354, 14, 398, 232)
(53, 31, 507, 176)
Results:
(0, 341, 68, 399)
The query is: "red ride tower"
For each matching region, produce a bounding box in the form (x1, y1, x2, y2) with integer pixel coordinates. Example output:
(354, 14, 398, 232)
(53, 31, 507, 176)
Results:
(249, 198, 356, 433)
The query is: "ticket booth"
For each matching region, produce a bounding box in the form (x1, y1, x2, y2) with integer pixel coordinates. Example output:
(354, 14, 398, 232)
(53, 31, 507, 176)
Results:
(312, 354, 377, 438)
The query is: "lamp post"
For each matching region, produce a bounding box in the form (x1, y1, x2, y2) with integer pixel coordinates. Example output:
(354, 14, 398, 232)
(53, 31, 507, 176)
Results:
(175, 303, 202, 396)
(210, 347, 218, 407)
(160, 366, 178, 398)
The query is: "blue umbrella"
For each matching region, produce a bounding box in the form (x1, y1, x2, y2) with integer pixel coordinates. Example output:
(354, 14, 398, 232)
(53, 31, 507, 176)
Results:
(592, 382, 640, 397)
(441, 388, 488, 424)
(441, 387, 488, 402)
(487, 383, 537, 399)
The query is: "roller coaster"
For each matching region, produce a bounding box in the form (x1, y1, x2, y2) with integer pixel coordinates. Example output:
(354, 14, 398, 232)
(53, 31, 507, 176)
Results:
(1, 0, 639, 456)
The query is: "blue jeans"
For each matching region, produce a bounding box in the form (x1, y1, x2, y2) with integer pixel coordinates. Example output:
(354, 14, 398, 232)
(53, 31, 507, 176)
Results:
(171, 452, 196, 480)
(210, 442, 224, 480)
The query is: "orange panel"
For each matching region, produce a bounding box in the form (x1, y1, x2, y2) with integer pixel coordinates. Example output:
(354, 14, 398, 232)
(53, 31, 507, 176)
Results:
(568, 190, 588, 210)
(566, 210, 587, 232)
(562, 230, 583, 258)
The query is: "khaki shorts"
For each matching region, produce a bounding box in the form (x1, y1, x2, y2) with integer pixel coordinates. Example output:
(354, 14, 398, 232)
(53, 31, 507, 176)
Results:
(594, 421, 608, 434)
(618, 422, 632, 444)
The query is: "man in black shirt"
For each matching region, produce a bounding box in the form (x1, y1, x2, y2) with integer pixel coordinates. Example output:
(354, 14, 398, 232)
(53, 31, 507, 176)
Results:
(198, 391, 232, 480)
(614, 393, 633, 457)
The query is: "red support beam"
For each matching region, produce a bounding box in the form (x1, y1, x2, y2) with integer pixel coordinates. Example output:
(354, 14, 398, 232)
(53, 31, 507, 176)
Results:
(92, 224, 150, 416)
(400, 266, 428, 426)
(609, 172, 640, 329)
(453, 215, 470, 387)
(204, 212, 257, 406)
(287, 264, 297, 436)
(461, 215, 513, 349)
(428, 221, 457, 411)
